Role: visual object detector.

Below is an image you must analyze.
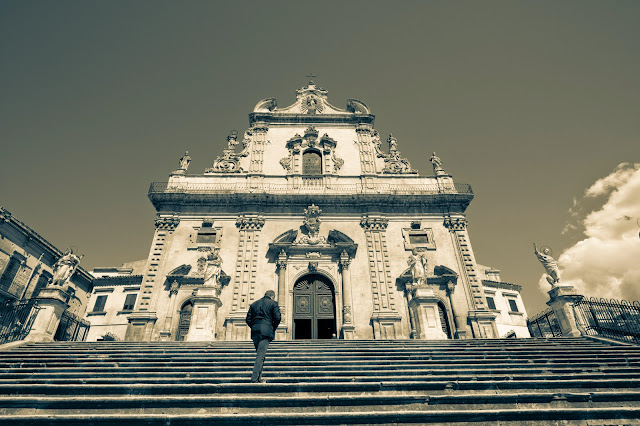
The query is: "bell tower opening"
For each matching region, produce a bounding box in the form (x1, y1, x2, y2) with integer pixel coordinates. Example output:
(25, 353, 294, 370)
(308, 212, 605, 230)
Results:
(292, 274, 336, 339)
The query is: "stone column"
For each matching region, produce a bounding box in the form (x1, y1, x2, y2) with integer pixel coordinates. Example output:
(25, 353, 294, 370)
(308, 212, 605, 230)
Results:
(546, 284, 582, 337)
(186, 287, 222, 341)
(339, 250, 355, 339)
(159, 281, 179, 341)
(275, 250, 288, 340)
(24, 287, 71, 342)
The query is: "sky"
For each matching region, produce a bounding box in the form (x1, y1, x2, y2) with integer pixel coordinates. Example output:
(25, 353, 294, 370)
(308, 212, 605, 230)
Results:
(1, 1, 639, 315)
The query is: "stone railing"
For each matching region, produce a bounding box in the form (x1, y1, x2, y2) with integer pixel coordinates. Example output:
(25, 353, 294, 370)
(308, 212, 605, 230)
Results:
(149, 181, 473, 196)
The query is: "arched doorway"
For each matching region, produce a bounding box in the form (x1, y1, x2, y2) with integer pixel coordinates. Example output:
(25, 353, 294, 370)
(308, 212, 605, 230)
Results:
(293, 274, 336, 339)
(176, 301, 192, 341)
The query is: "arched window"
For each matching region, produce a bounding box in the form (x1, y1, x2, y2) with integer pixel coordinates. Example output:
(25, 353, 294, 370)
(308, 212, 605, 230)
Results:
(302, 150, 322, 175)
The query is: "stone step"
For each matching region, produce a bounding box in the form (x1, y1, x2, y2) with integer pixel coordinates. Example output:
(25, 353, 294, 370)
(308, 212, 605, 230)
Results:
(1, 407, 640, 425)
(3, 377, 640, 396)
(3, 365, 637, 378)
(2, 370, 640, 384)
(2, 391, 640, 415)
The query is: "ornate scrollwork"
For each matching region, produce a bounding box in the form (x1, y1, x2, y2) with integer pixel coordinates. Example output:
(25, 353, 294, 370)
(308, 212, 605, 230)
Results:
(235, 215, 265, 231)
(205, 131, 245, 174)
(443, 217, 468, 231)
(295, 205, 328, 245)
(279, 127, 343, 173)
(343, 305, 353, 323)
(360, 215, 389, 231)
(381, 134, 416, 174)
(155, 215, 180, 230)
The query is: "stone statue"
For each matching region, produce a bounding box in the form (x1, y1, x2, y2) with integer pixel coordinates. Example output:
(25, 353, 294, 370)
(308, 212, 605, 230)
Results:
(203, 248, 222, 287)
(51, 248, 83, 287)
(407, 249, 428, 285)
(534, 243, 560, 286)
(178, 151, 191, 171)
(430, 152, 446, 175)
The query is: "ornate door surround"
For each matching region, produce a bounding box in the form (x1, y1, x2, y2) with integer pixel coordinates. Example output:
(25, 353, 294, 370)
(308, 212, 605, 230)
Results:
(292, 274, 336, 339)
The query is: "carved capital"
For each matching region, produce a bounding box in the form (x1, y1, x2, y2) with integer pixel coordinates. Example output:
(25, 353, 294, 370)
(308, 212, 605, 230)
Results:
(155, 215, 180, 230)
(444, 217, 468, 231)
(360, 215, 388, 231)
(170, 280, 180, 295)
(339, 250, 351, 271)
(250, 124, 269, 133)
(276, 250, 288, 271)
(235, 215, 265, 231)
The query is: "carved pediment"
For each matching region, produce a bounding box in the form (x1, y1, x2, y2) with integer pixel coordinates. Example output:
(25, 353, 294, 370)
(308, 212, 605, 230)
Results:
(167, 264, 192, 277)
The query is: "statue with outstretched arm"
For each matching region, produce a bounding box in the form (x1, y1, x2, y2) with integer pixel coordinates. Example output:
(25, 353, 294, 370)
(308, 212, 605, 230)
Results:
(533, 243, 560, 286)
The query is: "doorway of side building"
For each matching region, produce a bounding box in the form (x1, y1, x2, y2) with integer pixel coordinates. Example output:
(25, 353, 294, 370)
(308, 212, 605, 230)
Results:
(292, 274, 337, 339)
(176, 301, 192, 341)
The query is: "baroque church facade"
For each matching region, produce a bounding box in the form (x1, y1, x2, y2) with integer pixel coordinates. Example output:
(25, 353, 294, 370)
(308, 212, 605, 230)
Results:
(86, 81, 529, 342)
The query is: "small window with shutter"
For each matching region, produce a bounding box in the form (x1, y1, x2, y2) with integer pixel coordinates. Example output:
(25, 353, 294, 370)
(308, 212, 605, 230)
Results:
(93, 295, 107, 313)
(122, 293, 137, 311)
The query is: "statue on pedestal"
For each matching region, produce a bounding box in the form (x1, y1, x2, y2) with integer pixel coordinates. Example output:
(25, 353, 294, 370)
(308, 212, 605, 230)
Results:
(430, 152, 446, 175)
(51, 248, 82, 287)
(203, 248, 222, 288)
(178, 151, 191, 171)
(407, 249, 428, 286)
(534, 243, 561, 286)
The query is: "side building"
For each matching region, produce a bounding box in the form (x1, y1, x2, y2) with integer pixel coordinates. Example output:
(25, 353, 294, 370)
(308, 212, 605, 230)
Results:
(0, 207, 93, 315)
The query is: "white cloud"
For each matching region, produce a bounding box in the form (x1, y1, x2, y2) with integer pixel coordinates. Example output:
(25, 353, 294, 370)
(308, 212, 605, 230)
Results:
(544, 163, 640, 301)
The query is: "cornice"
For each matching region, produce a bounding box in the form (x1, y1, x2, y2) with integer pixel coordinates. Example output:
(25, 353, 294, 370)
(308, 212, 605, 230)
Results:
(93, 275, 144, 286)
(482, 279, 523, 292)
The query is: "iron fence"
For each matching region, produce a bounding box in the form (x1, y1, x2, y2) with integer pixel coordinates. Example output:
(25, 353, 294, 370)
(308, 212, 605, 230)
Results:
(573, 297, 640, 344)
(527, 307, 563, 337)
(0, 299, 40, 344)
(54, 310, 90, 342)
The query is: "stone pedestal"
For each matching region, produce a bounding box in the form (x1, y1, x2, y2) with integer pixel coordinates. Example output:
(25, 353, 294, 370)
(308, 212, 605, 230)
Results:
(186, 287, 222, 341)
(275, 306, 288, 340)
(467, 310, 498, 338)
(547, 284, 582, 337)
(408, 287, 448, 340)
(371, 312, 403, 339)
(24, 287, 71, 342)
(125, 311, 158, 341)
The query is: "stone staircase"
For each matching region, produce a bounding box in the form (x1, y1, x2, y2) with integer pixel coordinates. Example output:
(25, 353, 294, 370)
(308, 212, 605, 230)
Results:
(1, 337, 640, 425)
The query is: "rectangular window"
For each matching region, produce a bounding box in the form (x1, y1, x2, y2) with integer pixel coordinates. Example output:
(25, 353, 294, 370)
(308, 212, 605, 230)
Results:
(508, 299, 519, 313)
(30, 272, 51, 299)
(93, 295, 107, 312)
(486, 296, 496, 310)
(196, 230, 217, 244)
(123, 293, 137, 311)
(409, 233, 429, 245)
(0, 257, 20, 293)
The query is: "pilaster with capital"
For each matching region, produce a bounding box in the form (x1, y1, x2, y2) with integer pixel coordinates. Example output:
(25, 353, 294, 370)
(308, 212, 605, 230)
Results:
(125, 214, 179, 341)
(339, 250, 355, 339)
(224, 215, 265, 341)
(360, 215, 403, 339)
(159, 281, 180, 341)
(444, 215, 496, 338)
(275, 250, 288, 339)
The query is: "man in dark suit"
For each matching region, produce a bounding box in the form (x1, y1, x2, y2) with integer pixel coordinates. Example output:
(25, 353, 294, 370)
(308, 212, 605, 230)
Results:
(245, 290, 281, 383)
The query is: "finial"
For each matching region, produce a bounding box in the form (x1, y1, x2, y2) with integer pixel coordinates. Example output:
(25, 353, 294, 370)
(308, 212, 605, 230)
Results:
(306, 73, 317, 84)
